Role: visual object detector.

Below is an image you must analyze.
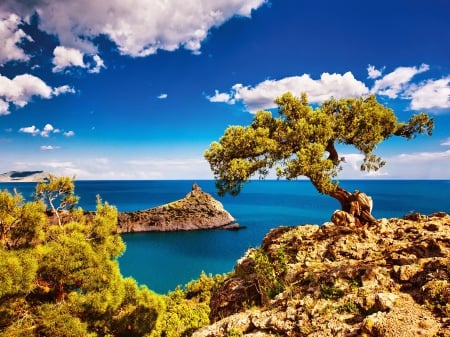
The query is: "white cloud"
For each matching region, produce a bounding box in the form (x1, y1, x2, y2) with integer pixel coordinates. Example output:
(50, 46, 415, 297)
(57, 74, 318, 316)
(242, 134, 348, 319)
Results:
(40, 123, 60, 137)
(441, 137, 450, 146)
(367, 64, 383, 79)
(40, 145, 60, 150)
(334, 150, 450, 179)
(207, 90, 234, 104)
(371, 64, 429, 98)
(0, 99, 9, 115)
(64, 130, 75, 137)
(0, 73, 52, 108)
(383, 150, 450, 179)
(394, 149, 450, 162)
(19, 123, 62, 137)
(405, 76, 450, 111)
(52, 46, 86, 72)
(211, 72, 369, 113)
(88, 54, 105, 74)
(0, 73, 75, 114)
(0, 13, 32, 65)
(0, 0, 266, 57)
(19, 125, 39, 136)
(53, 85, 76, 96)
(157, 93, 168, 99)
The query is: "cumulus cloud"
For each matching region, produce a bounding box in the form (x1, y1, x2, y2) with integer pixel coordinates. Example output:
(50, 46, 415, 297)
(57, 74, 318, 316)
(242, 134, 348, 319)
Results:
(207, 90, 235, 104)
(209, 64, 450, 114)
(210, 72, 369, 113)
(157, 93, 168, 99)
(371, 64, 429, 99)
(52, 46, 87, 72)
(19, 123, 62, 137)
(0, 73, 52, 107)
(0, 0, 266, 57)
(64, 130, 75, 137)
(0, 13, 32, 65)
(0, 73, 75, 114)
(19, 125, 39, 136)
(405, 76, 450, 111)
(40, 123, 60, 137)
(367, 64, 383, 79)
(52, 46, 106, 74)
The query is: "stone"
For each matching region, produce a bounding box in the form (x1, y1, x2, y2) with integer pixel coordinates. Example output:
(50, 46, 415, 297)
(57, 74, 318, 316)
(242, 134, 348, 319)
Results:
(191, 212, 450, 336)
(117, 183, 239, 232)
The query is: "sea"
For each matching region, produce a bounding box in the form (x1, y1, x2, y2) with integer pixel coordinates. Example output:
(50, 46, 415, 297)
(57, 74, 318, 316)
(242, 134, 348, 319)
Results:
(1, 179, 449, 294)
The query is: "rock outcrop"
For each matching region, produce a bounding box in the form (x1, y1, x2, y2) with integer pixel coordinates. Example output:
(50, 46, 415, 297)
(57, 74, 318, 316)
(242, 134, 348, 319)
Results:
(192, 211, 450, 337)
(117, 183, 239, 232)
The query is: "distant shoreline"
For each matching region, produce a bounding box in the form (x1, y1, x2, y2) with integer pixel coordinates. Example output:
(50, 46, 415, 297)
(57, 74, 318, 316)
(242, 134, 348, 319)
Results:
(0, 171, 51, 183)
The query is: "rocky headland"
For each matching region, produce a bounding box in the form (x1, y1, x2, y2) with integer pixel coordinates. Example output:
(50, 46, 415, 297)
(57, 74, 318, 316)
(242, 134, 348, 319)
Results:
(192, 211, 450, 337)
(0, 170, 50, 182)
(117, 183, 239, 232)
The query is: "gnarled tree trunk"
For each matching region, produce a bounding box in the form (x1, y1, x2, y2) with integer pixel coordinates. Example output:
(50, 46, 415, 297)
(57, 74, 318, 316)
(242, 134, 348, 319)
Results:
(331, 186, 377, 225)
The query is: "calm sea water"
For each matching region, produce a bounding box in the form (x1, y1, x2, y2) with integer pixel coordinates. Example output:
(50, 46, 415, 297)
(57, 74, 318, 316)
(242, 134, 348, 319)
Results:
(2, 180, 449, 293)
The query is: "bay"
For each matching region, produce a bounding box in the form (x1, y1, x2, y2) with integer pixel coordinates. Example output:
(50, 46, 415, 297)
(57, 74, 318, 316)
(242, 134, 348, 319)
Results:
(1, 179, 449, 293)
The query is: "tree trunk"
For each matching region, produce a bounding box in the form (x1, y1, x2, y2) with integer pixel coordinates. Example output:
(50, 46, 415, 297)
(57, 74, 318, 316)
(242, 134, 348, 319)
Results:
(331, 186, 377, 225)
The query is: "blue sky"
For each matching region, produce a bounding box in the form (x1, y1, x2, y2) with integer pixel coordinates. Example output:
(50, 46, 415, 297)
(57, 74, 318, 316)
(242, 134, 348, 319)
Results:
(1, 0, 449, 180)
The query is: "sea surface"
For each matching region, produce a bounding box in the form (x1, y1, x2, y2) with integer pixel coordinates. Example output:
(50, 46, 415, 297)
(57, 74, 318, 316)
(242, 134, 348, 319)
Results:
(1, 179, 449, 294)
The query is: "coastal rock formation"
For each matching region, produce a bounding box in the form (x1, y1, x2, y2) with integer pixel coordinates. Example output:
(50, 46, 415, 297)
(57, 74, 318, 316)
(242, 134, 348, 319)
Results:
(0, 170, 50, 182)
(117, 183, 239, 232)
(192, 211, 450, 337)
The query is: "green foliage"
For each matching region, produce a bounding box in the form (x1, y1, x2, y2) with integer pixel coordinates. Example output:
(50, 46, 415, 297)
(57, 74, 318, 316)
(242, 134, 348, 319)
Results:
(0, 189, 45, 248)
(152, 272, 225, 337)
(337, 301, 360, 314)
(205, 93, 433, 197)
(34, 174, 79, 226)
(152, 287, 210, 337)
(1, 178, 231, 336)
(320, 278, 345, 300)
(0, 180, 164, 337)
(226, 327, 243, 337)
(252, 248, 284, 300)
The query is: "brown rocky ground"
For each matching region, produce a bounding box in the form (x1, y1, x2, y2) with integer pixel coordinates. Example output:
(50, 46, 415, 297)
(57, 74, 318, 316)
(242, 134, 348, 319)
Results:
(192, 211, 450, 337)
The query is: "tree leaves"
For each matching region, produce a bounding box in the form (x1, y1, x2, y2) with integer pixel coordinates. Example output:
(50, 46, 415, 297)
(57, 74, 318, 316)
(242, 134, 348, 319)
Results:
(205, 92, 434, 198)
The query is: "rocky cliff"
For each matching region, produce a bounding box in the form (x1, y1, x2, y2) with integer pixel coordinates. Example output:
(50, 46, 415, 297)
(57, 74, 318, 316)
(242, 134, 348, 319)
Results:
(117, 183, 239, 232)
(192, 211, 450, 337)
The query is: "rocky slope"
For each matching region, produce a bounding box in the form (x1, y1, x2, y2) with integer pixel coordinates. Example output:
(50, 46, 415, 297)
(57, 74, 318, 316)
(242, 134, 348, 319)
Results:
(117, 183, 239, 232)
(192, 211, 450, 337)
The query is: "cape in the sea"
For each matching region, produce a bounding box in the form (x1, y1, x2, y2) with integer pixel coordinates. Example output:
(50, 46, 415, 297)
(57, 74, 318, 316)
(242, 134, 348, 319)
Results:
(117, 183, 240, 232)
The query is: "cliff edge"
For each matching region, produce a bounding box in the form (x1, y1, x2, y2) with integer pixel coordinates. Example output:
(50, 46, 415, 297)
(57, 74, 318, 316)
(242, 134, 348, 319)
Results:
(117, 183, 239, 232)
(193, 211, 450, 337)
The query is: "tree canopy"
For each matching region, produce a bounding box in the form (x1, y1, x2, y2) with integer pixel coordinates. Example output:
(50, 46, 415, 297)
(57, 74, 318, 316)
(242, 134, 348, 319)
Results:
(205, 93, 433, 223)
(0, 176, 225, 336)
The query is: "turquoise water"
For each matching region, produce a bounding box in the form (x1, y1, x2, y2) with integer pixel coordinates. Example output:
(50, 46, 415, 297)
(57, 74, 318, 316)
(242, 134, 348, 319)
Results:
(2, 180, 449, 293)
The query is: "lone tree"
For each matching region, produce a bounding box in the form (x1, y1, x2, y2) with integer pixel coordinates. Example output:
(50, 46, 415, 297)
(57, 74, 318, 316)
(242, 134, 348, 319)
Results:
(34, 174, 79, 227)
(205, 93, 433, 225)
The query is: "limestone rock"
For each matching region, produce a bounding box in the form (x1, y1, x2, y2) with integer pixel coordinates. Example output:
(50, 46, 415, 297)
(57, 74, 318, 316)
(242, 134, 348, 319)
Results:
(117, 184, 239, 232)
(192, 212, 450, 336)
